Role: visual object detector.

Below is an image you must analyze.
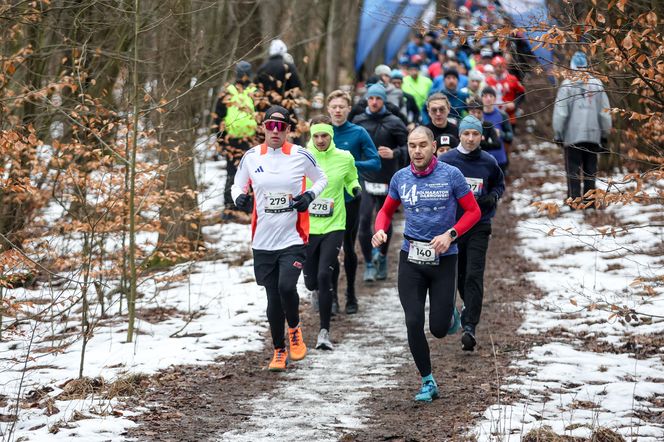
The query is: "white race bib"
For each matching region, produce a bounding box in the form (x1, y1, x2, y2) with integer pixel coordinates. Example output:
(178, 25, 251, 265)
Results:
(440, 135, 451, 146)
(408, 241, 439, 265)
(465, 177, 484, 195)
(264, 192, 292, 213)
(365, 182, 389, 196)
(309, 198, 334, 217)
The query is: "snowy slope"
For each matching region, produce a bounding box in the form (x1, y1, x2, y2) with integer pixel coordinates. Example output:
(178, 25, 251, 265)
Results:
(472, 142, 664, 441)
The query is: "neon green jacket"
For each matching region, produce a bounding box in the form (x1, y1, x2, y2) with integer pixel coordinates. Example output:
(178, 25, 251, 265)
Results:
(306, 140, 360, 235)
(224, 84, 257, 138)
(402, 74, 432, 110)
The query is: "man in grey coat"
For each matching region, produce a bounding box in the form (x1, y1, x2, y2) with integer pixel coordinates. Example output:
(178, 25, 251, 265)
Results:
(553, 51, 612, 203)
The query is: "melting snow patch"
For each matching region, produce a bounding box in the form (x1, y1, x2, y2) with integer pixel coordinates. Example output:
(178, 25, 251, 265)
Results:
(471, 142, 664, 441)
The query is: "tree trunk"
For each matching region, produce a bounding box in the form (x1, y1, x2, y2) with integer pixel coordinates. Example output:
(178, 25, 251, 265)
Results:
(155, 0, 201, 251)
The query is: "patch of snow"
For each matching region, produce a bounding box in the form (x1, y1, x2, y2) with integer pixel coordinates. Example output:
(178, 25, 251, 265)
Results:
(471, 142, 664, 440)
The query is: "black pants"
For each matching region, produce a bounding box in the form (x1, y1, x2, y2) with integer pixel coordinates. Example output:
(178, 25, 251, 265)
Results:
(332, 197, 361, 297)
(304, 231, 344, 330)
(253, 245, 305, 349)
(358, 190, 392, 263)
(398, 251, 457, 377)
(564, 142, 599, 199)
(457, 223, 491, 328)
(223, 138, 251, 210)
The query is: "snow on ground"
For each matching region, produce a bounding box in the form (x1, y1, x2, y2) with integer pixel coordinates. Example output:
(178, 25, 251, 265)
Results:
(472, 142, 664, 441)
(4, 133, 663, 441)
(217, 286, 410, 442)
(0, 137, 271, 441)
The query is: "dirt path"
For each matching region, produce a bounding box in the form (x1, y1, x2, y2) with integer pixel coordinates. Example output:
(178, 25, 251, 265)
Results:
(127, 153, 540, 442)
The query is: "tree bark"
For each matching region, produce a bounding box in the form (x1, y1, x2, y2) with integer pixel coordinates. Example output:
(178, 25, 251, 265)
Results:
(155, 0, 201, 250)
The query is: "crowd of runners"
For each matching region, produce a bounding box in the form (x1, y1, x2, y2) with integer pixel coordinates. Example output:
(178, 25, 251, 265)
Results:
(216, 1, 612, 402)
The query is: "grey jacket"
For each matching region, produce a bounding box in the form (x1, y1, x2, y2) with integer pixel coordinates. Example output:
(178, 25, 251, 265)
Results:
(385, 83, 403, 108)
(552, 76, 612, 146)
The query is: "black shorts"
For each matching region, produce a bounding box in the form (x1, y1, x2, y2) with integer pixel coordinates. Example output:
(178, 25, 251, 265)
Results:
(252, 244, 306, 288)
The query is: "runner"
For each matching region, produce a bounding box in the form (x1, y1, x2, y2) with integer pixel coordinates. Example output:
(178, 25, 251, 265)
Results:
(481, 86, 513, 174)
(425, 93, 459, 156)
(327, 90, 380, 314)
(439, 115, 505, 352)
(303, 116, 360, 350)
(352, 83, 408, 282)
(231, 105, 328, 371)
(372, 126, 480, 402)
(466, 97, 503, 153)
(214, 60, 258, 222)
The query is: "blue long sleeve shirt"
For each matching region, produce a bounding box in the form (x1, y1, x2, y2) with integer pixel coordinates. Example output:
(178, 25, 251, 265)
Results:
(333, 121, 381, 175)
(333, 120, 381, 202)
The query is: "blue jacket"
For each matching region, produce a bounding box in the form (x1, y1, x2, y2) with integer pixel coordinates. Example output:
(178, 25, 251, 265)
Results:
(334, 120, 381, 201)
(439, 147, 505, 224)
(482, 108, 512, 166)
(333, 121, 380, 175)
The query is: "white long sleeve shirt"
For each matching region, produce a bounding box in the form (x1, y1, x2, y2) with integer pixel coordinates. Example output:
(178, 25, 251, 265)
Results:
(231, 142, 328, 251)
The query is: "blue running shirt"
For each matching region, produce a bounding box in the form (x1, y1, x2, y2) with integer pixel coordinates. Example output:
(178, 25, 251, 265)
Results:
(388, 162, 470, 256)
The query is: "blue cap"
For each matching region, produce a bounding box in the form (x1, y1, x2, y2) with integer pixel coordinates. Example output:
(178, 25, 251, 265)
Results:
(570, 51, 588, 70)
(366, 83, 387, 102)
(390, 69, 404, 80)
(459, 115, 483, 134)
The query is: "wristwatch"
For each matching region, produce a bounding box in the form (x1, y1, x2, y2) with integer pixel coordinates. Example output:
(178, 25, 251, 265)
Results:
(448, 228, 458, 240)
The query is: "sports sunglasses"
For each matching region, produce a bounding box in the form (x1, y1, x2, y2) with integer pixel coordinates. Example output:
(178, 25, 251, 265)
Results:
(264, 120, 289, 132)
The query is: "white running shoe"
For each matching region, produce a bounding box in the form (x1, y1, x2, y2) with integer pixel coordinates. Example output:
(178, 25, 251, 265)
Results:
(315, 328, 334, 350)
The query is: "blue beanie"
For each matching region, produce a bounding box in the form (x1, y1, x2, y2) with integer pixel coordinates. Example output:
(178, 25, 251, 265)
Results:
(459, 115, 483, 134)
(390, 69, 404, 80)
(367, 83, 387, 102)
(570, 51, 587, 70)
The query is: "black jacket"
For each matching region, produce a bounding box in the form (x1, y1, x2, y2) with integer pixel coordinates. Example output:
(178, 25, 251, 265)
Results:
(480, 121, 501, 151)
(352, 109, 408, 184)
(402, 91, 420, 124)
(427, 121, 459, 150)
(255, 55, 302, 98)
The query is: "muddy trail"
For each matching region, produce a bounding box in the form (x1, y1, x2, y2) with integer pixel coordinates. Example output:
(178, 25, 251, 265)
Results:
(126, 152, 542, 442)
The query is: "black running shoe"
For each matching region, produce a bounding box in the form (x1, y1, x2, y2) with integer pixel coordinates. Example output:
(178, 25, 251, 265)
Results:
(461, 325, 476, 351)
(345, 293, 358, 314)
(331, 295, 339, 316)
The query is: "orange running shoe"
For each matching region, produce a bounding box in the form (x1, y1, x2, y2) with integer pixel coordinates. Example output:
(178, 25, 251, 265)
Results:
(268, 348, 288, 372)
(288, 325, 307, 361)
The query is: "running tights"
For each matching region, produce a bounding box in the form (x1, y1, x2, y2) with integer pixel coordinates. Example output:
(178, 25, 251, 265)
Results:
(359, 190, 392, 263)
(304, 231, 344, 330)
(398, 251, 457, 377)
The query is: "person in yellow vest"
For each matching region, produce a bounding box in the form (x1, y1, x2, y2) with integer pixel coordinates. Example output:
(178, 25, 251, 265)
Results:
(214, 60, 259, 222)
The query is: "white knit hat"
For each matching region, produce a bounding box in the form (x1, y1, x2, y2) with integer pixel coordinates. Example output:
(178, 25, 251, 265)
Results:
(269, 39, 288, 56)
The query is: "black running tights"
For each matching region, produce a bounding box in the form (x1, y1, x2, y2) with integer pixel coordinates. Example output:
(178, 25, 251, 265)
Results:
(304, 231, 344, 330)
(398, 251, 457, 377)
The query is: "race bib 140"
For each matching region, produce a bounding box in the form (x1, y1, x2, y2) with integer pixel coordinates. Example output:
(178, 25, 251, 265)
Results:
(407, 241, 439, 265)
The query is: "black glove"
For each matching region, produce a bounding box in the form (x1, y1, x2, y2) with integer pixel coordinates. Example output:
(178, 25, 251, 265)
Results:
(350, 187, 362, 202)
(476, 192, 498, 212)
(292, 191, 315, 212)
(234, 193, 252, 211)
